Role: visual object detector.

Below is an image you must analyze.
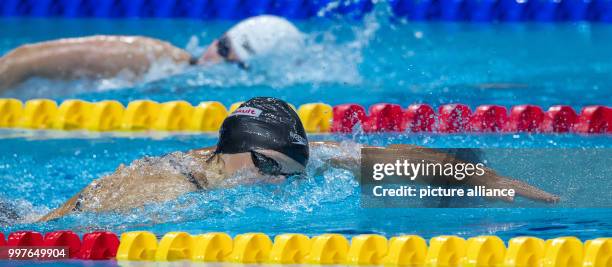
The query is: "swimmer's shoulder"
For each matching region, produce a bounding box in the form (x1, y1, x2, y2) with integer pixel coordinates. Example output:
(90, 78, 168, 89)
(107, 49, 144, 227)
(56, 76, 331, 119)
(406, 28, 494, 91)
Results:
(8, 35, 192, 63)
(311, 141, 378, 149)
(27, 35, 169, 47)
(187, 146, 216, 158)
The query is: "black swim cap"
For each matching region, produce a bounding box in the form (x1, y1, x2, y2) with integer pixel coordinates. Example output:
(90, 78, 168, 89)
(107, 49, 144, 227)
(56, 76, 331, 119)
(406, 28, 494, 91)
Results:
(215, 97, 309, 167)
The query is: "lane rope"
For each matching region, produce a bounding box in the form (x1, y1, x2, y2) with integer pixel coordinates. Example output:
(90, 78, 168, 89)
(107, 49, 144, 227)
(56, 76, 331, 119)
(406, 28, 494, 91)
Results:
(0, 99, 610, 134)
(0, 0, 611, 22)
(1, 230, 610, 265)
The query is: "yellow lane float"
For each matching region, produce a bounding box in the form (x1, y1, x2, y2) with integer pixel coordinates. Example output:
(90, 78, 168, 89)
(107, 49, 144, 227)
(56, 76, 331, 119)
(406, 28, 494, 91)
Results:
(86, 100, 125, 131)
(542, 236, 584, 267)
(227, 233, 272, 263)
(153, 101, 194, 131)
(116, 231, 158, 261)
(269, 233, 311, 264)
(383, 235, 428, 266)
(229, 102, 244, 113)
(307, 233, 349, 264)
(464, 235, 506, 267)
(297, 102, 332, 133)
(54, 99, 94, 130)
(154, 231, 195, 261)
(0, 98, 22, 127)
(425, 235, 466, 267)
(109, 231, 612, 266)
(192, 232, 233, 262)
(121, 100, 161, 130)
(504, 236, 546, 267)
(346, 234, 388, 265)
(191, 101, 228, 131)
(20, 99, 58, 129)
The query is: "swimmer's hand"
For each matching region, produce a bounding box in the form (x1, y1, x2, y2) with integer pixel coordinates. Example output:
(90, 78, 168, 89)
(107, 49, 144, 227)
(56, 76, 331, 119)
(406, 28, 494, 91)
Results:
(467, 170, 560, 203)
(379, 144, 561, 203)
(314, 142, 560, 204)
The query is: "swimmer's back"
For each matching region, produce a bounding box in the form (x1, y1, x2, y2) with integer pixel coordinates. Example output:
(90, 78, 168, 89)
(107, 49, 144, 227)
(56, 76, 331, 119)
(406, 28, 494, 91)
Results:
(0, 35, 192, 90)
(39, 147, 217, 222)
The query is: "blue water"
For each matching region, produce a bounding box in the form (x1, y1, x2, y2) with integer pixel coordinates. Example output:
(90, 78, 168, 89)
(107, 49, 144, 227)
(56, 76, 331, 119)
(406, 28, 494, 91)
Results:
(0, 133, 610, 240)
(1, 16, 612, 108)
(0, 4, 611, 261)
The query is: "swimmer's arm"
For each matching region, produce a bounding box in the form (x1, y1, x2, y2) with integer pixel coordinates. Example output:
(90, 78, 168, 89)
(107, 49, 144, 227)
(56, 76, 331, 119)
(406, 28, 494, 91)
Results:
(38, 190, 83, 222)
(316, 142, 559, 203)
(463, 169, 560, 203)
(310, 141, 361, 175)
(188, 146, 216, 154)
(0, 35, 192, 91)
(377, 144, 559, 203)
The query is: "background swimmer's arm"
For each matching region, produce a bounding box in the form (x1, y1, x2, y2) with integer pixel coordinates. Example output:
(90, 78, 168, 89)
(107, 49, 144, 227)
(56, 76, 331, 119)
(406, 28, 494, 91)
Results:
(315, 142, 559, 203)
(0, 35, 192, 91)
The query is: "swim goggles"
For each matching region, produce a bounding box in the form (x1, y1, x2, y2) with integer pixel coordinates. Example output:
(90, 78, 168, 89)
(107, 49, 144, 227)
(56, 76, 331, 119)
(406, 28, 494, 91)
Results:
(217, 35, 248, 70)
(251, 150, 300, 177)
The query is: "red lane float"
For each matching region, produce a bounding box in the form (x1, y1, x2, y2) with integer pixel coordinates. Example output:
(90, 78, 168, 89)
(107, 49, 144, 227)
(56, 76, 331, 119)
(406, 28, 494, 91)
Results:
(8, 231, 44, 246)
(44, 230, 82, 258)
(575, 105, 611, 134)
(329, 103, 609, 134)
(404, 104, 435, 132)
(4, 231, 120, 260)
(507, 105, 545, 132)
(437, 104, 472, 133)
(470, 105, 508, 132)
(331, 104, 367, 133)
(364, 103, 404, 132)
(0, 233, 5, 246)
(76, 231, 120, 260)
(541, 105, 578, 133)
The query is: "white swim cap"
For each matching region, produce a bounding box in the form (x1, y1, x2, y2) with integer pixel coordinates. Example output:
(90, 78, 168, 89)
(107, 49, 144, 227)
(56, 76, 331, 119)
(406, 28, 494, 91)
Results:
(225, 15, 303, 61)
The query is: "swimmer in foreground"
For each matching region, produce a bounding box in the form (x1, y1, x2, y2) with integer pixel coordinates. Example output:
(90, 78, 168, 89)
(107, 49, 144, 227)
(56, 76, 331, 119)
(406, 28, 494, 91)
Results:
(39, 97, 559, 222)
(0, 15, 302, 91)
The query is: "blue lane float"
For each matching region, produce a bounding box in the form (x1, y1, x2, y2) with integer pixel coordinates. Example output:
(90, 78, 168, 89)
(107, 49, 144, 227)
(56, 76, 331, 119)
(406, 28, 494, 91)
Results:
(0, 0, 610, 22)
(465, 0, 497, 22)
(498, 0, 528, 21)
(390, 0, 433, 20)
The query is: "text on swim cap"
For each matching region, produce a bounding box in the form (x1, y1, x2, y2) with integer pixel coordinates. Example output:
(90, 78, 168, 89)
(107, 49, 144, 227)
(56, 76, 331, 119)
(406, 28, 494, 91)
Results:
(232, 107, 262, 117)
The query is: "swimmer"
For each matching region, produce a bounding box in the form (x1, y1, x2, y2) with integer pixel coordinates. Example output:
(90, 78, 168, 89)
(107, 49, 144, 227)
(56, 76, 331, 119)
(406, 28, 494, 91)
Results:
(0, 15, 303, 91)
(38, 97, 559, 222)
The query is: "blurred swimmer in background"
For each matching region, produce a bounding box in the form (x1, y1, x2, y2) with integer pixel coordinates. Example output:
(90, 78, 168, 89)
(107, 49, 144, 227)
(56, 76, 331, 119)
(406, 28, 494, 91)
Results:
(37, 97, 559, 222)
(0, 15, 303, 91)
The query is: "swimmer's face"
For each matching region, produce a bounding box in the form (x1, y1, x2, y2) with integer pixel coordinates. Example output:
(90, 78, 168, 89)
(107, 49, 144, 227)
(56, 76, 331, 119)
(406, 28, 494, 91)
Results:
(199, 35, 241, 65)
(219, 150, 305, 179)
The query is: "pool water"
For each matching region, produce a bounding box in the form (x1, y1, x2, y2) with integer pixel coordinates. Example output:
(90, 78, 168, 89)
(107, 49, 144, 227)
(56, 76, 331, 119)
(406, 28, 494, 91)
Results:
(1, 10, 612, 108)
(0, 1, 611, 252)
(0, 132, 611, 240)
